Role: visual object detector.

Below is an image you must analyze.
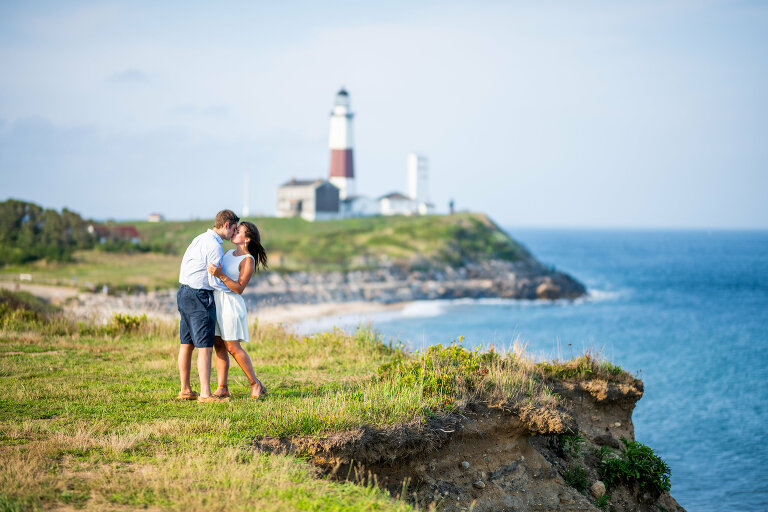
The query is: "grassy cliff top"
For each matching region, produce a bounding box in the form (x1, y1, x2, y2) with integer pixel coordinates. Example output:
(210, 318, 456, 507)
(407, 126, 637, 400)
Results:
(133, 212, 532, 272)
(0, 294, 636, 511)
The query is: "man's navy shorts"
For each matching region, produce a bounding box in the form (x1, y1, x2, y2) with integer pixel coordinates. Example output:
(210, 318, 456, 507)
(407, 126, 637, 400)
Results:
(177, 285, 215, 348)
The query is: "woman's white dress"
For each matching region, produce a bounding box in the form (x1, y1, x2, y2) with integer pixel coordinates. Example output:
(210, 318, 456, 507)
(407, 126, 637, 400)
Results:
(214, 250, 254, 342)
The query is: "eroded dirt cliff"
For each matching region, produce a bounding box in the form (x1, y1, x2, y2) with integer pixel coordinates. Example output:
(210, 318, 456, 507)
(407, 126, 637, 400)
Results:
(257, 377, 685, 512)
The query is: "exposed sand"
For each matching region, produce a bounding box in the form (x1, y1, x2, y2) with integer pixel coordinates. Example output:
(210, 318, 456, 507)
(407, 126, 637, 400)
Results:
(0, 282, 79, 304)
(254, 300, 407, 325)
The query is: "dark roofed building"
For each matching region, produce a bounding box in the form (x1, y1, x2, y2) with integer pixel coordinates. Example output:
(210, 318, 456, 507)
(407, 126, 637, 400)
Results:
(281, 178, 323, 187)
(276, 178, 340, 222)
(378, 192, 411, 201)
(87, 224, 141, 244)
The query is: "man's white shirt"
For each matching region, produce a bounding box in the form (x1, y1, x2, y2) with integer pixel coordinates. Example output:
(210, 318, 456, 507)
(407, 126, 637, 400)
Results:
(178, 229, 228, 291)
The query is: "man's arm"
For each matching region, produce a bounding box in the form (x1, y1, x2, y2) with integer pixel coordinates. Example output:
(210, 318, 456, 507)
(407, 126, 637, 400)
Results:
(208, 257, 254, 295)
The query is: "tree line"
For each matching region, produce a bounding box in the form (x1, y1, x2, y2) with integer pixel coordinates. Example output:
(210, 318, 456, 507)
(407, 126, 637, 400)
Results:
(0, 199, 97, 265)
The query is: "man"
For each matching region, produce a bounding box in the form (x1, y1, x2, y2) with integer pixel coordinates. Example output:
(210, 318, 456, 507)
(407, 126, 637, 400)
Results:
(176, 209, 239, 402)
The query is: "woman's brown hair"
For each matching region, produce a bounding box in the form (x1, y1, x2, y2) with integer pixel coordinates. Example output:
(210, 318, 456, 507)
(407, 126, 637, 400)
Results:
(240, 221, 268, 270)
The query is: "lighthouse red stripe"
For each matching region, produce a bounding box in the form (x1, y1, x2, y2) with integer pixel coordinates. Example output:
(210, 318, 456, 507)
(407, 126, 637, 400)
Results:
(329, 149, 354, 178)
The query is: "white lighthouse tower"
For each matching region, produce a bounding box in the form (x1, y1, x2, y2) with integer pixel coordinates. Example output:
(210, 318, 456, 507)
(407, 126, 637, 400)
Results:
(328, 88, 355, 199)
(407, 153, 428, 206)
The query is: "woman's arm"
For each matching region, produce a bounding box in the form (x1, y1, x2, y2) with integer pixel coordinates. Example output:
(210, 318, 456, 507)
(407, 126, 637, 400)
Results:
(207, 258, 255, 295)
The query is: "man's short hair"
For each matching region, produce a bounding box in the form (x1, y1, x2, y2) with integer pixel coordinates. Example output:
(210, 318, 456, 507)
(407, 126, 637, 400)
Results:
(214, 210, 240, 229)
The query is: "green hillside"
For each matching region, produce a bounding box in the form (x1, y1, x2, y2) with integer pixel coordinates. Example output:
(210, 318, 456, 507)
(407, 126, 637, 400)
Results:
(0, 213, 534, 291)
(134, 213, 531, 272)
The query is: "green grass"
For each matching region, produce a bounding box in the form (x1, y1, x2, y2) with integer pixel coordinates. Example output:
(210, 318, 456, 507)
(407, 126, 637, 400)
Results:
(0, 313, 535, 510)
(0, 323, 546, 510)
(537, 353, 630, 383)
(133, 212, 530, 272)
(0, 250, 179, 291)
(0, 321, 428, 510)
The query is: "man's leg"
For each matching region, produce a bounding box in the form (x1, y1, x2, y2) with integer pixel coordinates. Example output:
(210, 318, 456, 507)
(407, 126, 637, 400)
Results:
(178, 344, 194, 394)
(177, 286, 196, 395)
(188, 288, 216, 400)
(197, 347, 213, 398)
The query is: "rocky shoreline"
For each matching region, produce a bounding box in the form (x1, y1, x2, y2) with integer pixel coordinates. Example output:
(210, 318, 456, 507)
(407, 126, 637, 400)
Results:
(65, 259, 586, 322)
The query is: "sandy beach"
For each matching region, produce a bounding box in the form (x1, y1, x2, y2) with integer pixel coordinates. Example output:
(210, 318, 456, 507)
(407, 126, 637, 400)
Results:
(0, 281, 80, 304)
(253, 300, 407, 326)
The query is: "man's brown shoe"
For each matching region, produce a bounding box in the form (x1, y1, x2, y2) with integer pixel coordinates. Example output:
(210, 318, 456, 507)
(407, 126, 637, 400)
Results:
(176, 391, 199, 401)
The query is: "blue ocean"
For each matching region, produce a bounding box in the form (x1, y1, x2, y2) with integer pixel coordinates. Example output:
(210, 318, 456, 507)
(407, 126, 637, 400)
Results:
(298, 229, 768, 511)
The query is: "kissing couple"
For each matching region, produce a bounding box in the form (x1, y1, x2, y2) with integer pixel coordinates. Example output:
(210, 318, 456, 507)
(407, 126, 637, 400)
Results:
(175, 209, 269, 402)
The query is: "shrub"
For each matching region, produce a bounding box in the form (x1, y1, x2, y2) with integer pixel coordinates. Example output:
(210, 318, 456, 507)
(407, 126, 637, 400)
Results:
(0, 199, 96, 264)
(563, 466, 589, 493)
(600, 437, 671, 495)
(594, 493, 610, 510)
(108, 313, 148, 334)
(559, 433, 584, 458)
(376, 340, 499, 398)
(0, 493, 35, 512)
(373, 339, 546, 413)
(0, 289, 56, 328)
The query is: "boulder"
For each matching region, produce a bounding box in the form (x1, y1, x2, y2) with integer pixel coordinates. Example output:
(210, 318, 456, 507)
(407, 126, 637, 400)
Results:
(536, 279, 562, 300)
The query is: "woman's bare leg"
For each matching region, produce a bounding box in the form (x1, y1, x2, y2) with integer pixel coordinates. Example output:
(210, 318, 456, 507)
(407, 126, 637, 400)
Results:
(224, 339, 265, 398)
(213, 336, 230, 397)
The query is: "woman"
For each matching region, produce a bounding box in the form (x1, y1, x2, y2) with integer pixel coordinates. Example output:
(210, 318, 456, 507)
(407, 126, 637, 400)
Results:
(206, 221, 268, 400)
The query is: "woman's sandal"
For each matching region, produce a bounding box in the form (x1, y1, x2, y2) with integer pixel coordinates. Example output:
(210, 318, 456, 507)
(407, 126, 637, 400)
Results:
(251, 383, 267, 400)
(212, 386, 230, 399)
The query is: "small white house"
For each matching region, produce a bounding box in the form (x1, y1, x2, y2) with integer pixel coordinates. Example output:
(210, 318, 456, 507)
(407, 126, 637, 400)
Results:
(341, 195, 379, 217)
(417, 202, 436, 215)
(378, 192, 416, 216)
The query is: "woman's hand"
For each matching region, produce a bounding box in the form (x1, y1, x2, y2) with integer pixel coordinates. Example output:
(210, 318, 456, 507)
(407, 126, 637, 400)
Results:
(207, 262, 222, 278)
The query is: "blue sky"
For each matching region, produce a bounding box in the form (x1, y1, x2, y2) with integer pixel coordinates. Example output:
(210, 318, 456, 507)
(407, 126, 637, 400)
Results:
(1, 1, 766, 228)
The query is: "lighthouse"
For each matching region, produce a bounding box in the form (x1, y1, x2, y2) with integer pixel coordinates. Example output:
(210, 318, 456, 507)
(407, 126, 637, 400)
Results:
(328, 88, 355, 199)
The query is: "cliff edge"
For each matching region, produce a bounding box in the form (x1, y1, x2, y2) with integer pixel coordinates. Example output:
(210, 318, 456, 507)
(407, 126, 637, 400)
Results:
(258, 371, 685, 512)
